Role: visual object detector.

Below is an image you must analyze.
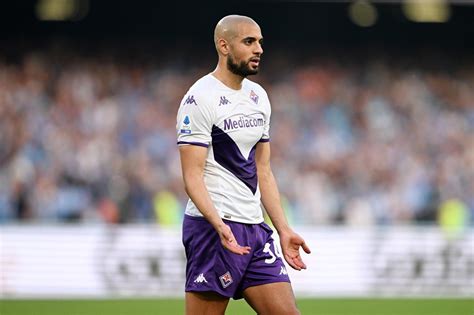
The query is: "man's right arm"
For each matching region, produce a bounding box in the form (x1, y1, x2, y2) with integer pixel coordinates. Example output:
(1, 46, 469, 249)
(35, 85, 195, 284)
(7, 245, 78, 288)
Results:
(178, 144, 251, 255)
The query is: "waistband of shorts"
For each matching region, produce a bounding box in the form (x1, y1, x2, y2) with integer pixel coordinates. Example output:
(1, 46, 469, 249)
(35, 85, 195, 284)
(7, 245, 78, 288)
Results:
(184, 214, 207, 221)
(184, 214, 264, 226)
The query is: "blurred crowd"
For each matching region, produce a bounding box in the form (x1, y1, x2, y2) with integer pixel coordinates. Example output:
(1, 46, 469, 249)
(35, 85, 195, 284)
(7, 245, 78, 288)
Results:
(0, 43, 473, 226)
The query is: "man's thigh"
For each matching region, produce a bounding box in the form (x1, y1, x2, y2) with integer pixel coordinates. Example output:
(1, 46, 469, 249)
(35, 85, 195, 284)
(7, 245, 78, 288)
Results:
(185, 291, 230, 315)
(243, 282, 300, 315)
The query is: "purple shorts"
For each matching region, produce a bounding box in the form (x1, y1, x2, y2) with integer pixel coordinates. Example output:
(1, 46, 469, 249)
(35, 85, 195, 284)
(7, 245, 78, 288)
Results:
(182, 215, 290, 299)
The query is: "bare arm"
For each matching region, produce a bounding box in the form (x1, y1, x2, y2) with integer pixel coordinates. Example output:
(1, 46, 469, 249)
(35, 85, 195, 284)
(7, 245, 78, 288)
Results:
(256, 142, 311, 270)
(179, 144, 251, 255)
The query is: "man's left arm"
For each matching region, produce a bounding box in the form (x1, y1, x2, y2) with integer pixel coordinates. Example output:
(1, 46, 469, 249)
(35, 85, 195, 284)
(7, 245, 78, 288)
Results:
(256, 142, 311, 271)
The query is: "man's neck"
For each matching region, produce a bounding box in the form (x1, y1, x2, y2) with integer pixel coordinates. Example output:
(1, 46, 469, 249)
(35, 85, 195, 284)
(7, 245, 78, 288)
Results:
(211, 65, 244, 90)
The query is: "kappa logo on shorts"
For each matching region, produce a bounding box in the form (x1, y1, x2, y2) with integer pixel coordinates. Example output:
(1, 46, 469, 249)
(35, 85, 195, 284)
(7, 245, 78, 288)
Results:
(279, 266, 288, 275)
(219, 271, 233, 288)
(194, 273, 208, 283)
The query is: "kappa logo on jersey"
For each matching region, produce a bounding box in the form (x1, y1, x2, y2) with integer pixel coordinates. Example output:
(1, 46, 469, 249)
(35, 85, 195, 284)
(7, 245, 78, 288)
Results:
(184, 95, 197, 106)
(180, 115, 191, 134)
(219, 96, 231, 106)
(219, 271, 233, 288)
(279, 266, 288, 275)
(250, 90, 259, 104)
(194, 273, 208, 283)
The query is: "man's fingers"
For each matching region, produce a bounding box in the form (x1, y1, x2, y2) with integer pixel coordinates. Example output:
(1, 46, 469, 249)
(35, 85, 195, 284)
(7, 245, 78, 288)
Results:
(224, 240, 251, 255)
(231, 244, 251, 255)
(292, 255, 307, 270)
(240, 246, 251, 254)
(219, 224, 250, 255)
(295, 256, 307, 269)
(301, 242, 311, 254)
(285, 255, 302, 271)
(287, 260, 300, 271)
(284, 250, 308, 270)
(281, 234, 310, 270)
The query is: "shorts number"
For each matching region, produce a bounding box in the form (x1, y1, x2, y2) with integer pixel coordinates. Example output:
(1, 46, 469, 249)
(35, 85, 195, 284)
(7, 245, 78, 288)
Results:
(263, 242, 282, 264)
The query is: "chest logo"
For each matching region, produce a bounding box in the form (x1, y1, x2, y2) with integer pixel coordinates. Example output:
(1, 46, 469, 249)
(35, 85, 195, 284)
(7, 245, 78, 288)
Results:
(219, 96, 231, 106)
(250, 90, 259, 104)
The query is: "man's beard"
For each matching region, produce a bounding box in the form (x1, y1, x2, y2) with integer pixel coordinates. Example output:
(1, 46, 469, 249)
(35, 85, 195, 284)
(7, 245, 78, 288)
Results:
(227, 54, 258, 77)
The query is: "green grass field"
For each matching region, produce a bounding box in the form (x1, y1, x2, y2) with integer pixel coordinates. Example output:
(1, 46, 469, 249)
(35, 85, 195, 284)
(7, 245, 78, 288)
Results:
(0, 298, 472, 315)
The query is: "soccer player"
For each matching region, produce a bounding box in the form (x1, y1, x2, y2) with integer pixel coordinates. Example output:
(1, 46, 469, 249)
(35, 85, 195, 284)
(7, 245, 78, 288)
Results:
(176, 15, 311, 315)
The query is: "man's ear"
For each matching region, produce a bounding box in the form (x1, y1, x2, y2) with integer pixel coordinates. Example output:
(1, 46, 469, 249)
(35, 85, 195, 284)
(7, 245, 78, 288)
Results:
(217, 38, 229, 56)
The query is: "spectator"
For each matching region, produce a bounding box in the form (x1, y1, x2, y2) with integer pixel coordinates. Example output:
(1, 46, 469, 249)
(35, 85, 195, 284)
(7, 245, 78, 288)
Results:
(0, 43, 472, 226)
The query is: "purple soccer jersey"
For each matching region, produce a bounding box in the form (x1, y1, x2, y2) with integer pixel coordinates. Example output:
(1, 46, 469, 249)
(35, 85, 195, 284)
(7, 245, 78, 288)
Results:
(182, 215, 290, 299)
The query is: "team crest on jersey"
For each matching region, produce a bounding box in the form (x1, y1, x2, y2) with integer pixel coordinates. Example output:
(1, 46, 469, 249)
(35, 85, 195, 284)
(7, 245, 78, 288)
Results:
(180, 115, 191, 134)
(219, 96, 231, 106)
(219, 271, 233, 288)
(184, 95, 197, 106)
(250, 90, 259, 104)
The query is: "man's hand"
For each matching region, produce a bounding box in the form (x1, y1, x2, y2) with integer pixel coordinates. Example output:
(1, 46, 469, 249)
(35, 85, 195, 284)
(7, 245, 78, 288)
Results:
(217, 224, 251, 255)
(279, 231, 311, 270)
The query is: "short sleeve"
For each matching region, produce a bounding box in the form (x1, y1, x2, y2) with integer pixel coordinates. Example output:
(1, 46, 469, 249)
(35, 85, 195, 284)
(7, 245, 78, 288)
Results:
(259, 90, 271, 143)
(176, 93, 214, 147)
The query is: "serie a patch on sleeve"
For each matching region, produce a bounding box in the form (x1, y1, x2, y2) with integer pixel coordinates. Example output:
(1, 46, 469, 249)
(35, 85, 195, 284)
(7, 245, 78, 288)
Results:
(180, 115, 192, 134)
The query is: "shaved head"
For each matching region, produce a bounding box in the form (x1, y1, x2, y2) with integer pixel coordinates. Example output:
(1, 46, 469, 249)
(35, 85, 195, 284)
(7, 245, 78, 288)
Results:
(214, 15, 259, 49)
(212, 15, 263, 79)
